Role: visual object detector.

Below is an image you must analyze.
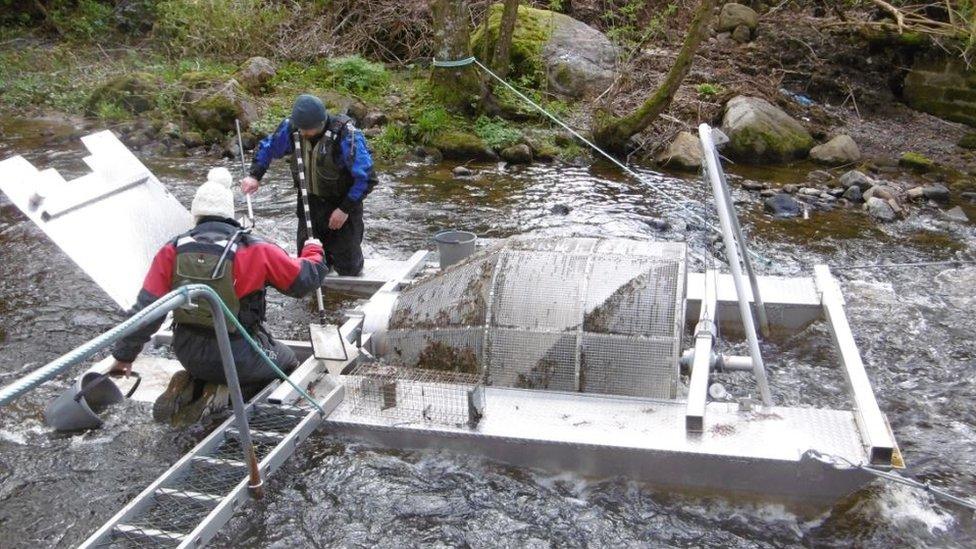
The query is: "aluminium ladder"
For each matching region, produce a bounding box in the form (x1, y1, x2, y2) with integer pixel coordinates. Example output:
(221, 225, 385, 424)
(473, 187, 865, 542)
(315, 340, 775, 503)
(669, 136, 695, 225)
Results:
(80, 382, 344, 548)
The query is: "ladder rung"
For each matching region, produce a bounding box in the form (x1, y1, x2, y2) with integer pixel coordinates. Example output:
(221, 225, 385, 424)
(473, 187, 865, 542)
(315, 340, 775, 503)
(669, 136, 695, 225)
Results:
(254, 402, 305, 416)
(114, 523, 186, 544)
(193, 455, 246, 468)
(156, 486, 223, 504)
(227, 427, 284, 443)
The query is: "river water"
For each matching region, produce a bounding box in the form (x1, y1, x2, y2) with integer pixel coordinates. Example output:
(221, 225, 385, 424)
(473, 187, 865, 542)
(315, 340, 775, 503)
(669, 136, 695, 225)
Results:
(1, 117, 974, 547)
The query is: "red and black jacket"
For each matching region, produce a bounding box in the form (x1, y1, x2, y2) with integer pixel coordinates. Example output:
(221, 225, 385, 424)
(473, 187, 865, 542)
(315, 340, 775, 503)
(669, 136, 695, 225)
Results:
(112, 217, 327, 362)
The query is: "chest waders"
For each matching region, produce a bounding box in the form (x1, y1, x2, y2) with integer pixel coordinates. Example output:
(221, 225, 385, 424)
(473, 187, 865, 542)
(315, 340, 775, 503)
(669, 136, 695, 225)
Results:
(172, 230, 247, 333)
(298, 115, 354, 202)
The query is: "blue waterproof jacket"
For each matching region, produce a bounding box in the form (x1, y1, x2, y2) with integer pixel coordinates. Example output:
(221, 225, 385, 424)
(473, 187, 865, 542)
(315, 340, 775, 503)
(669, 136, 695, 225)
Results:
(248, 117, 376, 213)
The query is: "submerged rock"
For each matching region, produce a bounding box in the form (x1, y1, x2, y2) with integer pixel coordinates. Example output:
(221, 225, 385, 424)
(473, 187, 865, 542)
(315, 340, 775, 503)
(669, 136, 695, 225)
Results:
(945, 206, 970, 222)
(763, 193, 802, 218)
(501, 143, 533, 164)
(655, 131, 702, 171)
(865, 197, 896, 221)
(810, 135, 861, 165)
(840, 170, 874, 191)
(721, 96, 814, 163)
(452, 165, 473, 177)
(550, 204, 571, 215)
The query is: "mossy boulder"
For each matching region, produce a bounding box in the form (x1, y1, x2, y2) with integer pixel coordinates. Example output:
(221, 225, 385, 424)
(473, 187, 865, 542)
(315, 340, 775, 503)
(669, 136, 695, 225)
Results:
(86, 72, 160, 115)
(182, 78, 256, 133)
(899, 152, 935, 172)
(431, 131, 498, 161)
(471, 5, 618, 98)
(236, 56, 275, 95)
(721, 96, 814, 164)
(958, 133, 976, 150)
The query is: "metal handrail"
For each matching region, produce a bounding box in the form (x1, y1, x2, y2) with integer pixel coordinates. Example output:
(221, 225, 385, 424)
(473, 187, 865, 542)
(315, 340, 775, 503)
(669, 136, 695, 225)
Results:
(0, 284, 265, 496)
(698, 124, 773, 406)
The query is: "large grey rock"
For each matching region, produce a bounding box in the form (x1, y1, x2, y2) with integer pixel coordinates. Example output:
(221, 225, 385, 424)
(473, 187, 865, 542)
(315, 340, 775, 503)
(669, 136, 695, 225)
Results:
(865, 197, 896, 221)
(717, 3, 759, 33)
(810, 135, 861, 165)
(764, 193, 802, 218)
(721, 96, 814, 163)
(655, 131, 702, 171)
(840, 170, 874, 191)
(236, 56, 275, 94)
(540, 11, 619, 98)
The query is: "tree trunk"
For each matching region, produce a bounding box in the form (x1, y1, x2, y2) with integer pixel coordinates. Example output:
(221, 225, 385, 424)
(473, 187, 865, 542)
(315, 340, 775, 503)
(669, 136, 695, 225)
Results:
(491, 0, 520, 79)
(592, 0, 717, 154)
(430, 0, 482, 111)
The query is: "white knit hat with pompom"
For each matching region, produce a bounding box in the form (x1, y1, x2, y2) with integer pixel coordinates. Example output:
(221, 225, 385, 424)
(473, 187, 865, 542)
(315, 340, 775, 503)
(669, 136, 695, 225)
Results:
(191, 167, 235, 222)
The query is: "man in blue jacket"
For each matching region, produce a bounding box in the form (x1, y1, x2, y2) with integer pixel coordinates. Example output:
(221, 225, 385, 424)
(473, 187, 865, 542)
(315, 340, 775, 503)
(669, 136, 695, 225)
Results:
(241, 94, 377, 276)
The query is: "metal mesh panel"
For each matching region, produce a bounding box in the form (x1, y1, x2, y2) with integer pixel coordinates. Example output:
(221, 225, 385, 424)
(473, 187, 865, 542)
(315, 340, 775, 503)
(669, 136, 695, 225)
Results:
(491, 251, 589, 331)
(384, 328, 483, 373)
(169, 459, 245, 495)
(584, 259, 681, 337)
(97, 529, 182, 548)
(344, 364, 485, 427)
(384, 237, 687, 399)
(388, 253, 497, 329)
(580, 334, 678, 398)
(486, 329, 577, 391)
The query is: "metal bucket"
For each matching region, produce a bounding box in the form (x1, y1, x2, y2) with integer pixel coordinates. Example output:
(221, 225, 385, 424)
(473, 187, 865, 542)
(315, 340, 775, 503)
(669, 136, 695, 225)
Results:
(434, 230, 477, 269)
(44, 372, 131, 431)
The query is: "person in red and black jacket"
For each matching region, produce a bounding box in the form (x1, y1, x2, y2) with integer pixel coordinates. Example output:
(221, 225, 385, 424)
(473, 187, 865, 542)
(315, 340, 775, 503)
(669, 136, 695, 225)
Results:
(109, 168, 328, 420)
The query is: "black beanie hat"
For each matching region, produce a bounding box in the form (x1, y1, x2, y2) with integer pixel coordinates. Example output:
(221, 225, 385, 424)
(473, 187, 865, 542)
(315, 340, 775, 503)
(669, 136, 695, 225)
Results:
(291, 94, 327, 130)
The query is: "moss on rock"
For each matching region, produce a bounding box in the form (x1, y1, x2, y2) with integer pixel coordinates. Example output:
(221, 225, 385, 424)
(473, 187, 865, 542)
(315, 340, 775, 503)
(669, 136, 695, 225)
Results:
(431, 131, 498, 161)
(86, 72, 160, 115)
(959, 133, 976, 150)
(470, 4, 554, 87)
(899, 152, 935, 172)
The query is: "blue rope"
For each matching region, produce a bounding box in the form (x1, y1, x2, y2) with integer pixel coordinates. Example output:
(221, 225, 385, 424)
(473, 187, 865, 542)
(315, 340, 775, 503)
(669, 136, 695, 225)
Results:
(431, 56, 476, 68)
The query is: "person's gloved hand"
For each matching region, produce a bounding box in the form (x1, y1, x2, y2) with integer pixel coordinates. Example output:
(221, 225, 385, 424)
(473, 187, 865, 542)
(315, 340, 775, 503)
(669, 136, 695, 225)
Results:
(109, 359, 132, 378)
(303, 237, 323, 249)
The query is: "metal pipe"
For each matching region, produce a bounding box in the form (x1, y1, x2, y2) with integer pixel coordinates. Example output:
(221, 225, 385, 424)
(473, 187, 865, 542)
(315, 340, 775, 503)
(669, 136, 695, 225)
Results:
(235, 119, 255, 227)
(698, 124, 773, 406)
(686, 269, 717, 432)
(0, 291, 190, 407)
(716, 355, 754, 372)
(200, 292, 264, 499)
(710, 146, 770, 337)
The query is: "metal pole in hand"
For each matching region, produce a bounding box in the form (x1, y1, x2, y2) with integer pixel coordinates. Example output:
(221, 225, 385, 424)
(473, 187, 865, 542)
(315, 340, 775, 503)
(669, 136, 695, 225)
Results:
(202, 293, 264, 499)
(235, 119, 255, 228)
(293, 133, 328, 326)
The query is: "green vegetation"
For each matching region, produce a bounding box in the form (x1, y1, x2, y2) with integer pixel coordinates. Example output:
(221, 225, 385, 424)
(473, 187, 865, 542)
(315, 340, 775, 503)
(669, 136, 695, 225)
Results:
(603, 1, 677, 51)
(415, 107, 454, 144)
(696, 83, 724, 98)
(899, 151, 936, 172)
(154, 0, 288, 58)
(474, 116, 522, 149)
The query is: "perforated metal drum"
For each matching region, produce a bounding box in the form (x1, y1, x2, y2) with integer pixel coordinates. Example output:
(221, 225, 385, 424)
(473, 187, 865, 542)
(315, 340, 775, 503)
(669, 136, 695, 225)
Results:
(376, 237, 687, 399)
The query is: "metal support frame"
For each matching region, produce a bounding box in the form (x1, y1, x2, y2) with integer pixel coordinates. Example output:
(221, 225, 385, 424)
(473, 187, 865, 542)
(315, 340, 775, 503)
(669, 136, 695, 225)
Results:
(686, 269, 718, 432)
(698, 124, 773, 405)
(706, 141, 770, 337)
(814, 265, 895, 465)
